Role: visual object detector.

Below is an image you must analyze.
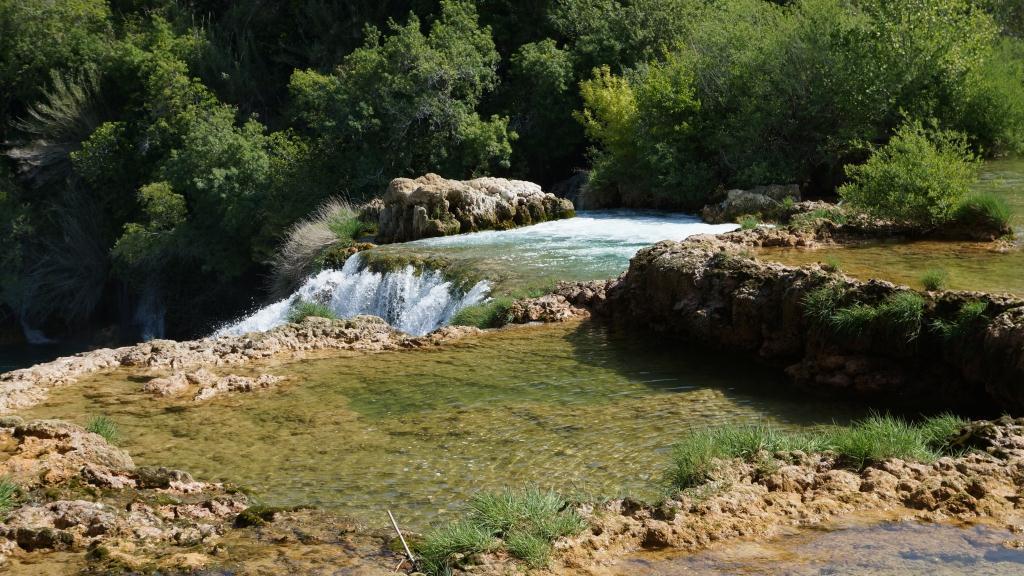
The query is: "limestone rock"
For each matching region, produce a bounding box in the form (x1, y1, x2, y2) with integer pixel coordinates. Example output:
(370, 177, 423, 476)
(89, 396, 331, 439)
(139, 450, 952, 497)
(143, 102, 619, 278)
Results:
(701, 184, 800, 224)
(376, 173, 575, 243)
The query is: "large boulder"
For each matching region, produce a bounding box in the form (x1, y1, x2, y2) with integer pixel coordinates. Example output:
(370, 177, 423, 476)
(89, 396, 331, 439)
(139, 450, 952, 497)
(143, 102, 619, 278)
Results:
(701, 184, 801, 224)
(376, 174, 575, 243)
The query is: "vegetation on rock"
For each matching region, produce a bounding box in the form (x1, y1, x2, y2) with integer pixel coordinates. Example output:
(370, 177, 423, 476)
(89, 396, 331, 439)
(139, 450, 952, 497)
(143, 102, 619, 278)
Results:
(85, 415, 118, 444)
(286, 300, 337, 324)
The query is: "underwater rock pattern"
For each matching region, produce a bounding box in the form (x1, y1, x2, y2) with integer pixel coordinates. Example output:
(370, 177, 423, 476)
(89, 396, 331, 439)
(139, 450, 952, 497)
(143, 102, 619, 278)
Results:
(376, 173, 576, 243)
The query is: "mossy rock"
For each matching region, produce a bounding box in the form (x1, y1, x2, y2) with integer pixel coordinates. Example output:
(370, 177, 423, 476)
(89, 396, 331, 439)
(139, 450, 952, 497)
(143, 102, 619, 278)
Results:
(234, 504, 310, 528)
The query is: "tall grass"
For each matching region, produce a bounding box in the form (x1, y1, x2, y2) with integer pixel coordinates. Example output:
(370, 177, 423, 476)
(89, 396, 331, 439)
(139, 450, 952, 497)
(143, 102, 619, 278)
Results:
(417, 488, 585, 575)
(806, 289, 925, 343)
(86, 415, 119, 444)
(668, 414, 967, 490)
(0, 477, 17, 514)
(953, 193, 1012, 232)
(449, 297, 515, 329)
(270, 198, 371, 296)
(920, 268, 949, 291)
(931, 300, 989, 341)
(286, 299, 337, 323)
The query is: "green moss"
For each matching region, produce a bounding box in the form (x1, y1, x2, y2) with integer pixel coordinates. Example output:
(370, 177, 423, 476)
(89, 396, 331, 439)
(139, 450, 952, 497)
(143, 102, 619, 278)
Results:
(287, 299, 337, 323)
(234, 505, 291, 528)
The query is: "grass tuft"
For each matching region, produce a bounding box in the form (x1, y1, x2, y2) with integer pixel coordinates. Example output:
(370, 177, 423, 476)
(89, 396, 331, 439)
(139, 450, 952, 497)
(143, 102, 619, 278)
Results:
(953, 193, 1012, 232)
(931, 300, 989, 341)
(417, 488, 585, 575)
(737, 214, 761, 230)
(802, 283, 846, 325)
(920, 269, 949, 291)
(808, 290, 925, 343)
(450, 297, 514, 329)
(669, 413, 969, 490)
(418, 521, 497, 575)
(86, 416, 119, 444)
(287, 299, 337, 323)
(0, 477, 17, 514)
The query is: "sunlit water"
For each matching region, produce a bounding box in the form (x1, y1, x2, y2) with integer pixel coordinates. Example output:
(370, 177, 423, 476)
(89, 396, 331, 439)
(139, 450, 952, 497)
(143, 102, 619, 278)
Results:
(760, 159, 1024, 295)
(20, 320, 864, 530)
(624, 518, 1024, 575)
(373, 210, 738, 295)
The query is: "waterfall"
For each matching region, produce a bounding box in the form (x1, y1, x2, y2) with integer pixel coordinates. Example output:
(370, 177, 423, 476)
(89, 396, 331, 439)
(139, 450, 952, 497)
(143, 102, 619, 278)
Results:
(215, 253, 490, 337)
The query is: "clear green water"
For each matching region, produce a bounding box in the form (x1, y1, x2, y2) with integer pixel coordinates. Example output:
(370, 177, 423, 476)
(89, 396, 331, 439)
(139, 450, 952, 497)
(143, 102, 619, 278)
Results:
(626, 519, 1024, 575)
(20, 321, 863, 530)
(761, 159, 1024, 295)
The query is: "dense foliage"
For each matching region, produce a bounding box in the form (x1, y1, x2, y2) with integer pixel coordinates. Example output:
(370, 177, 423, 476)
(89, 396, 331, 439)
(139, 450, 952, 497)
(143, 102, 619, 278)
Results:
(1, 0, 1022, 338)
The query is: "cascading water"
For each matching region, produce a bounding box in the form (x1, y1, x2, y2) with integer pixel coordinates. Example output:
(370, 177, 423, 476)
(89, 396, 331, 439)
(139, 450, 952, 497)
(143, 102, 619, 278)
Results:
(215, 253, 490, 337)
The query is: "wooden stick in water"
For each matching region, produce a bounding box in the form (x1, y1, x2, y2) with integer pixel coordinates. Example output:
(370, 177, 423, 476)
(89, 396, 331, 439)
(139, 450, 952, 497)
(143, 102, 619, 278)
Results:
(388, 509, 417, 570)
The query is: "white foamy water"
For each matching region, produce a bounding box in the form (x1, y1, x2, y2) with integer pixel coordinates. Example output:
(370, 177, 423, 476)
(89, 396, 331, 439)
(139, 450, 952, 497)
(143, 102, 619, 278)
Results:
(215, 254, 490, 337)
(217, 211, 736, 338)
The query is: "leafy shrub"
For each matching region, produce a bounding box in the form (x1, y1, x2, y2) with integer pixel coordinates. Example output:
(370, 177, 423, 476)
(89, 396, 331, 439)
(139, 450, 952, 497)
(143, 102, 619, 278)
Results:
(86, 416, 119, 444)
(952, 193, 1013, 232)
(287, 300, 337, 323)
(839, 121, 980, 225)
(932, 300, 990, 341)
(449, 297, 515, 329)
(920, 269, 949, 291)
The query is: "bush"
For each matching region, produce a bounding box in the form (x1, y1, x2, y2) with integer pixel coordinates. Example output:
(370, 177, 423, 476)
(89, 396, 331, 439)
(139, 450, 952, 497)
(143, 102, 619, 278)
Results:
(449, 297, 515, 329)
(86, 416, 119, 444)
(920, 269, 949, 291)
(287, 300, 337, 323)
(952, 193, 1012, 233)
(839, 121, 980, 226)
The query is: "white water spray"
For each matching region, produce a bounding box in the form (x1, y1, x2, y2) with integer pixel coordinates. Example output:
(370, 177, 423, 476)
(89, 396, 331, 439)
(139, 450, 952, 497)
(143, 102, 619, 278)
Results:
(216, 253, 490, 337)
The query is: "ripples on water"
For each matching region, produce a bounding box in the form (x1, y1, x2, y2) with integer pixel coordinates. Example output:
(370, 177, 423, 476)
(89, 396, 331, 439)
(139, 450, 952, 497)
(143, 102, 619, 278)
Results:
(624, 519, 1024, 575)
(21, 320, 864, 530)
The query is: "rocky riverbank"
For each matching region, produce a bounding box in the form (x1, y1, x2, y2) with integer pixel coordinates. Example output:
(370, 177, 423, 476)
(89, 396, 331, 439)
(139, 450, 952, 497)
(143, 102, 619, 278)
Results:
(0, 316, 481, 413)
(556, 232, 1024, 412)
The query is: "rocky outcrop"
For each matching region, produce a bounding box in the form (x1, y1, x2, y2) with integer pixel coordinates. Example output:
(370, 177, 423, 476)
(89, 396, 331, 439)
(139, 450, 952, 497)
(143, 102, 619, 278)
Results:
(0, 417, 402, 573)
(701, 184, 801, 224)
(566, 234, 1024, 412)
(376, 174, 575, 243)
(506, 294, 589, 324)
(535, 416, 1024, 574)
(0, 316, 481, 413)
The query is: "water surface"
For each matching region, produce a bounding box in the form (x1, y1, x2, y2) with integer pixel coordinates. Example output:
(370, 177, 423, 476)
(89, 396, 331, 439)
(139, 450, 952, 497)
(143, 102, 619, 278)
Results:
(624, 518, 1024, 575)
(20, 320, 861, 530)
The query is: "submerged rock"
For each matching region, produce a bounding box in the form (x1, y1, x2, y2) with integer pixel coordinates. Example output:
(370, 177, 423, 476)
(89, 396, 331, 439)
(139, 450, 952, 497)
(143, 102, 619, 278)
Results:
(376, 173, 575, 243)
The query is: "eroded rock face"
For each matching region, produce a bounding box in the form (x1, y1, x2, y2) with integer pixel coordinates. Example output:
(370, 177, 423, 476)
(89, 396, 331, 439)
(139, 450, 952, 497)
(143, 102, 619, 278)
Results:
(567, 234, 1024, 411)
(506, 295, 589, 324)
(701, 184, 801, 224)
(0, 315, 476, 413)
(376, 173, 575, 243)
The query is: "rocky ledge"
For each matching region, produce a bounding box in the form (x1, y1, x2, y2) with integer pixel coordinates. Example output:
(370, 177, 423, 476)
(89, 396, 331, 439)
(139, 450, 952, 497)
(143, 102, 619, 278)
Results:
(375, 173, 575, 243)
(557, 234, 1024, 412)
(0, 417, 402, 574)
(528, 417, 1024, 575)
(0, 316, 481, 414)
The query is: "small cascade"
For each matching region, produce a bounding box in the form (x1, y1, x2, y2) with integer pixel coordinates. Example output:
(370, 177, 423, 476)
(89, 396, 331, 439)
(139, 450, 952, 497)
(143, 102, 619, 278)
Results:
(215, 253, 490, 337)
(133, 284, 166, 342)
